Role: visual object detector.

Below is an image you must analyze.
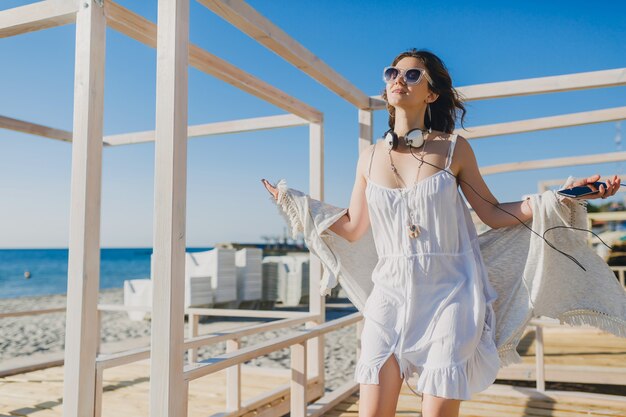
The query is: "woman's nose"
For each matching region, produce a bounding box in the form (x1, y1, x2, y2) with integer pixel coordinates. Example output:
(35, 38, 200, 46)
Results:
(393, 79, 406, 89)
(394, 75, 407, 86)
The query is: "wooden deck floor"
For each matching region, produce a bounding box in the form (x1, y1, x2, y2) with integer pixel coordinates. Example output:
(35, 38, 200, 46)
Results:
(1, 324, 625, 416)
(0, 360, 300, 416)
(498, 323, 626, 385)
(329, 383, 626, 416)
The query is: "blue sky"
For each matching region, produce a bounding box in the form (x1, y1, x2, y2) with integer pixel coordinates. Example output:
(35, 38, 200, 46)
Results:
(1, 0, 625, 248)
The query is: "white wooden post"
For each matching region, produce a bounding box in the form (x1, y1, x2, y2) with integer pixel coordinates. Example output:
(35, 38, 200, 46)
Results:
(356, 110, 372, 365)
(307, 122, 325, 392)
(358, 109, 374, 154)
(226, 337, 241, 411)
(94, 365, 104, 417)
(0, 0, 78, 38)
(149, 0, 189, 416)
(187, 313, 199, 363)
(96, 309, 102, 355)
(182, 380, 189, 417)
(291, 341, 308, 417)
(62, 1, 105, 416)
(535, 324, 545, 391)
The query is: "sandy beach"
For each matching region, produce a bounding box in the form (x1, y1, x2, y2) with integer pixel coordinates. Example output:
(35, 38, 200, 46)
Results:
(0, 288, 358, 391)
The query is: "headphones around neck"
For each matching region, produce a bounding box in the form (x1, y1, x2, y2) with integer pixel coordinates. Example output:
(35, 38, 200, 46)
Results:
(384, 127, 432, 151)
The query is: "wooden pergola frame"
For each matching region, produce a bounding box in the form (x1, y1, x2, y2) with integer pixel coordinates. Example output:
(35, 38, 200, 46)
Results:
(1, 1, 625, 417)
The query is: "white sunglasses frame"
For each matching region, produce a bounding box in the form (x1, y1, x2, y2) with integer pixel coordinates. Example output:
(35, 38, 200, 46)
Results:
(382, 66, 434, 87)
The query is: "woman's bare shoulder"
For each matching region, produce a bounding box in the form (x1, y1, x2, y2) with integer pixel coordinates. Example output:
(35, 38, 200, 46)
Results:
(355, 141, 379, 178)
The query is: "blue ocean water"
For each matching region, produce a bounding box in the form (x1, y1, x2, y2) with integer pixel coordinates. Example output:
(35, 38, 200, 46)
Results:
(0, 248, 212, 299)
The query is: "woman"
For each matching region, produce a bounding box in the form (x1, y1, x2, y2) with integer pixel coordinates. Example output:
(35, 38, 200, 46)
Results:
(262, 49, 620, 417)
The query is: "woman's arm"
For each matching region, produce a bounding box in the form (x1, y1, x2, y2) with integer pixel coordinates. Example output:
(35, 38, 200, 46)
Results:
(261, 144, 373, 242)
(456, 136, 621, 229)
(454, 136, 530, 229)
(326, 144, 372, 242)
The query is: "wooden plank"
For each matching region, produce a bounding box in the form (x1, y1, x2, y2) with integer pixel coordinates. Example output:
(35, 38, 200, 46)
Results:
(290, 342, 307, 417)
(197, 0, 371, 110)
(307, 122, 325, 392)
(539, 175, 626, 192)
(497, 363, 626, 385)
(185, 307, 313, 319)
(480, 150, 626, 175)
(149, 0, 189, 416)
(104, 114, 308, 146)
(535, 325, 546, 391)
(369, 67, 626, 109)
(3, 362, 626, 416)
(306, 380, 359, 417)
(94, 316, 318, 371)
(226, 339, 241, 411)
(0, 307, 65, 319)
(61, 1, 106, 417)
(184, 316, 318, 352)
(184, 313, 362, 382)
(103, 1, 322, 123)
(330, 384, 626, 417)
(0, 115, 72, 143)
(457, 67, 626, 101)
(357, 110, 373, 155)
(0, 0, 77, 38)
(587, 211, 626, 221)
(458, 106, 626, 140)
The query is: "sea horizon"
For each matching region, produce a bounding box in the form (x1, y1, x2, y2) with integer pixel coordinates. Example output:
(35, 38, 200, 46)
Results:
(0, 247, 217, 300)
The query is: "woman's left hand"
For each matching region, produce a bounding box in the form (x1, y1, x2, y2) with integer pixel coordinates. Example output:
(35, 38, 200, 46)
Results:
(570, 174, 621, 200)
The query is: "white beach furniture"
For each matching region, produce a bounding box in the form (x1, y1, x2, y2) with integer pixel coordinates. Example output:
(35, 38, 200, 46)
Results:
(261, 253, 310, 307)
(235, 248, 263, 301)
(124, 247, 246, 320)
(123, 279, 152, 321)
(185, 247, 237, 306)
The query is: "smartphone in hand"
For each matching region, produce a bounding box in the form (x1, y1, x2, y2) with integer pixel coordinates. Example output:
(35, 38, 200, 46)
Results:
(557, 181, 606, 199)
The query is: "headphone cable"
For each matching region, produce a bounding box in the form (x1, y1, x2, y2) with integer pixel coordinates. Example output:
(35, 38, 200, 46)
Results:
(406, 145, 622, 272)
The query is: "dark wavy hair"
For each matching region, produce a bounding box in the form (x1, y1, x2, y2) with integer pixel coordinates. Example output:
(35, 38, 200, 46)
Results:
(381, 49, 467, 134)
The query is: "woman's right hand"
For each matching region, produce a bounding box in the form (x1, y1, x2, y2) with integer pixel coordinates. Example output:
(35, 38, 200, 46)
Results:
(261, 178, 279, 201)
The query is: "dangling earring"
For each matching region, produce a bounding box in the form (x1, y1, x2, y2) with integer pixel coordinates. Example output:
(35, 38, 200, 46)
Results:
(426, 103, 432, 133)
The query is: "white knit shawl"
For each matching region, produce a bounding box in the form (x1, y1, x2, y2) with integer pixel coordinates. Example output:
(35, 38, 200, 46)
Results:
(272, 177, 626, 367)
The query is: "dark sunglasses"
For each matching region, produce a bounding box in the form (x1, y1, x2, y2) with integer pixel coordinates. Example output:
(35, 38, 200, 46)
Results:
(382, 66, 433, 86)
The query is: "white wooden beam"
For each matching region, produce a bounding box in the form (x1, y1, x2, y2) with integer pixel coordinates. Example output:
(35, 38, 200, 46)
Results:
(457, 106, 626, 139)
(587, 211, 626, 222)
(197, 0, 371, 109)
(104, 114, 308, 146)
(290, 342, 307, 417)
(480, 151, 626, 176)
(149, 0, 188, 416)
(0, 115, 72, 142)
(0, 0, 78, 38)
(369, 67, 626, 109)
(103, 1, 322, 123)
(306, 122, 325, 390)
(61, 1, 105, 416)
(358, 109, 373, 154)
(457, 67, 626, 101)
(538, 175, 626, 193)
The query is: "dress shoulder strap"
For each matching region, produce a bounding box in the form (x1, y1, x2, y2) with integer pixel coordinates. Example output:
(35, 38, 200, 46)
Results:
(367, 140, 378, 179)
(444, 134, 458, 170)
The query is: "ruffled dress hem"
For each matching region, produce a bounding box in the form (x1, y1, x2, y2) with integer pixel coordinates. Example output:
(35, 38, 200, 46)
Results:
(354, 306, 501, 401)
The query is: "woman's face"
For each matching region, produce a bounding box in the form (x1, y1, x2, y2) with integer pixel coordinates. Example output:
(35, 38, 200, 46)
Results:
(385, 56, 434, 110)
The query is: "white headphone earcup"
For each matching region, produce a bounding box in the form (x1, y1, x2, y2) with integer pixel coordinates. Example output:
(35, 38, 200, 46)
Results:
(384, 131, 395, 150)
(404, 128, 424, 148)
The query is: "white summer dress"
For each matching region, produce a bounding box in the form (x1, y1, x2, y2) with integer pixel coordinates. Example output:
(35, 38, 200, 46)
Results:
(354, 134, 501, 400)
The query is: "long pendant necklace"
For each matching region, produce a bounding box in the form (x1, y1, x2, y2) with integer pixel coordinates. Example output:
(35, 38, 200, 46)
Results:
(388, 140, 429, 239)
